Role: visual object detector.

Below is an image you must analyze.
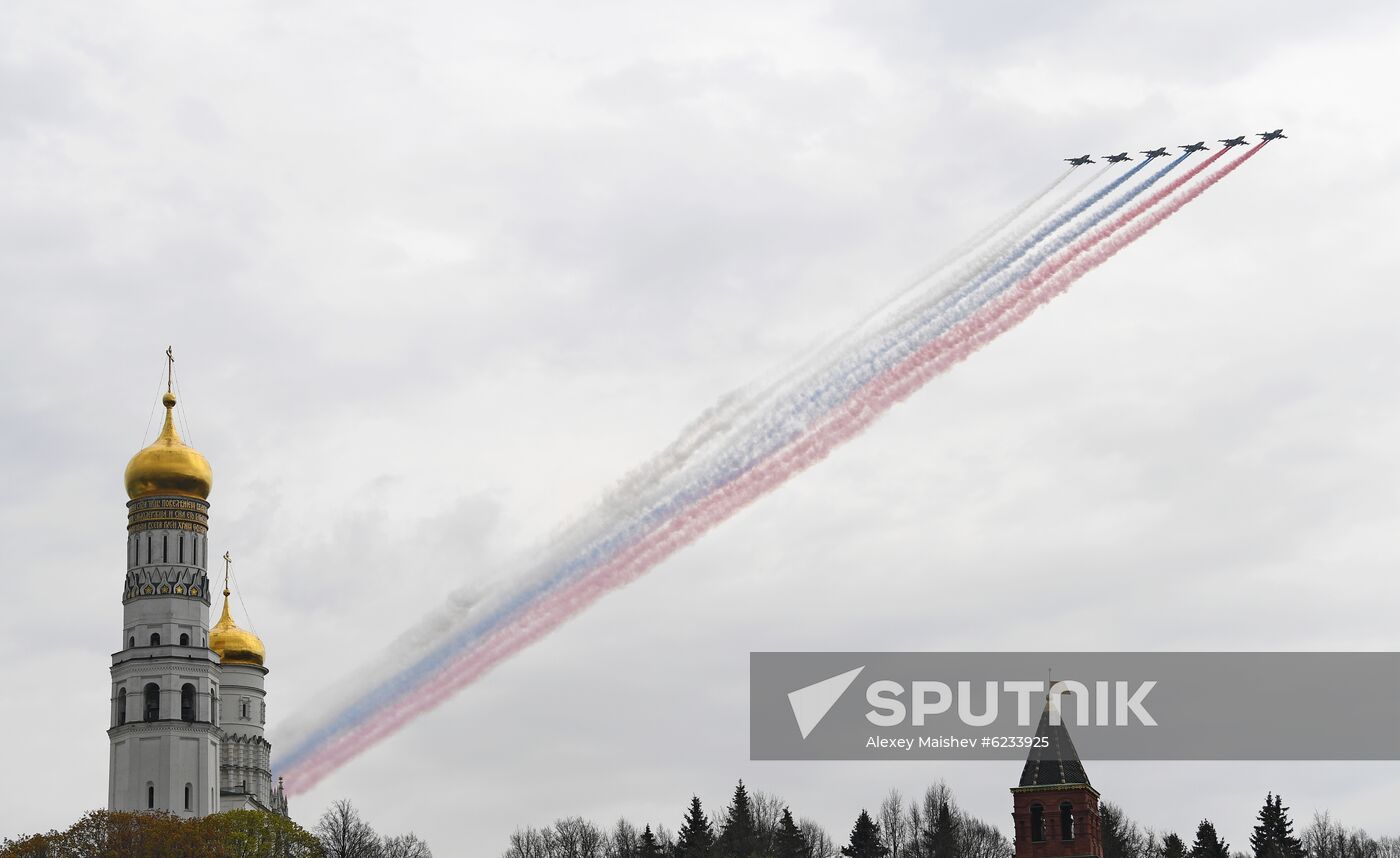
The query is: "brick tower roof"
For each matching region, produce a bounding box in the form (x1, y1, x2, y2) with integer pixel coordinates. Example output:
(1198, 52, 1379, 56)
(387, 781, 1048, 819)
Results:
(1018, 698, 1091, 787)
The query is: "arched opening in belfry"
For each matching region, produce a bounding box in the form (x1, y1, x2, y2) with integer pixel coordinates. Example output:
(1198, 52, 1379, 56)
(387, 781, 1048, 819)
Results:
(143, 683, 160, 721)
(1060, 802, 1075, 840)
(181, 684, 196, 722)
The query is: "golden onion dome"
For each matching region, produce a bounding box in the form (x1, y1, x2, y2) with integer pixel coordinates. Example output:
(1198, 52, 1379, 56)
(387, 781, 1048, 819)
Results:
(210, 589, 266, 666)
(124, 391, 213, 500)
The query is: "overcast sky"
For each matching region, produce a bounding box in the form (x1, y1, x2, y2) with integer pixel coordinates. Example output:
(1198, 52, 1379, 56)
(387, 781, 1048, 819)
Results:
(3, 0, 1399, 851)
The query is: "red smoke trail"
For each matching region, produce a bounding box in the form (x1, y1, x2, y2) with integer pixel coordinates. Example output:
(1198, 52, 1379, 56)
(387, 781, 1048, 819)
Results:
(283, 143, 1267, 794)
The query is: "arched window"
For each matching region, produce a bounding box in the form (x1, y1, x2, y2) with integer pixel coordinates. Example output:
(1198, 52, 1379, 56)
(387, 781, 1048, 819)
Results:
(179, 633, 189, 647)
(241, 699, 249, 720)
(1030, 803, 1045, 842)
(150, 633, 161, 647)
(184, 783, 192, 811)
(1060, 802, 1074, 840)
(144, 683, 160, 721)
(128, 636, 135, 650)
(147, 783, 155, 809)
(117, 688, 127, 725)
(181, 684, 196, 722)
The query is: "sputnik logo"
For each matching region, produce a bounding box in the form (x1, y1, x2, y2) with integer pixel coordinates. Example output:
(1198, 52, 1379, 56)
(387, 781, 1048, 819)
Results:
(787, 666, 865, 739)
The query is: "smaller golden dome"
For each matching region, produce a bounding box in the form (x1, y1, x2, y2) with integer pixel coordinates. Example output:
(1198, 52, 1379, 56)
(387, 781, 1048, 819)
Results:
(124, 392, 213, 500)
(210, 589, 265, 666)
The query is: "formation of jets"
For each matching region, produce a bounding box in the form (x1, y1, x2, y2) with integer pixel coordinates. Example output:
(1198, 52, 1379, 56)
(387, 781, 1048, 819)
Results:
(1065, 129, 1285, 164)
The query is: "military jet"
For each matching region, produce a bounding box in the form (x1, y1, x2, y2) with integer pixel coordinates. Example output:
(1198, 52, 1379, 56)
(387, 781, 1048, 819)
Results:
(1180, 141, 1209, 153)
(1065, 155, 1095, 166)
(1259, 128, 1287, 140)
(1141, 147, 1170, 158)
(1103, 152, 1132, 163)
(1219, 135, 1250, 147)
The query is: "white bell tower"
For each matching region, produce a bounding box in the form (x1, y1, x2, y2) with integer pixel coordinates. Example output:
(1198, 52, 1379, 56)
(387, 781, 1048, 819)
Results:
(108, 350, 221, 815)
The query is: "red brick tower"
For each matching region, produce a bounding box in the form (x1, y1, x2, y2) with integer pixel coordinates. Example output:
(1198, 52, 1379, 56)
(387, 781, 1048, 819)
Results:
(1010, 700, 1103, 858)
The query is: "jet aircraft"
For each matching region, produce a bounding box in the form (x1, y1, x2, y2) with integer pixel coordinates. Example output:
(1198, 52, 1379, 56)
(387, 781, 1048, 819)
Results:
(1219, 135, 1249, 147)
(1103, 152, 1132, 163)
(1141, 147, 1170, 158)
(1259, 128, 1287, 140)
(1065, 155, 1095, 166)
(1181, 141, 1209, 153)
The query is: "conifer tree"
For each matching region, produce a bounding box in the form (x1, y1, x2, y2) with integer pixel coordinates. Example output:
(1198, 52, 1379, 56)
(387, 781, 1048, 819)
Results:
(718, 781, 760, 858)
(1250, 794, 1305, 858)
(1162, 833, 1187, 858)
(774, 809, 806, 858)
(929, 801, 959, 858)
(1190, 820, 1231, 858)
(1101, 802, 1147, 858)
(842, 810, 891, 858)
(639, 825, 665, 858)
(677, 796, 716, 858)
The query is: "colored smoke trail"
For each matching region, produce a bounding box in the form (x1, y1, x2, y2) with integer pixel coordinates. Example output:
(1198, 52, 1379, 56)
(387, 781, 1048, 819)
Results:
(280, 154, 1177, 786)
(279, 143, 1267, 792)
(279, 155, 1170, 785)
